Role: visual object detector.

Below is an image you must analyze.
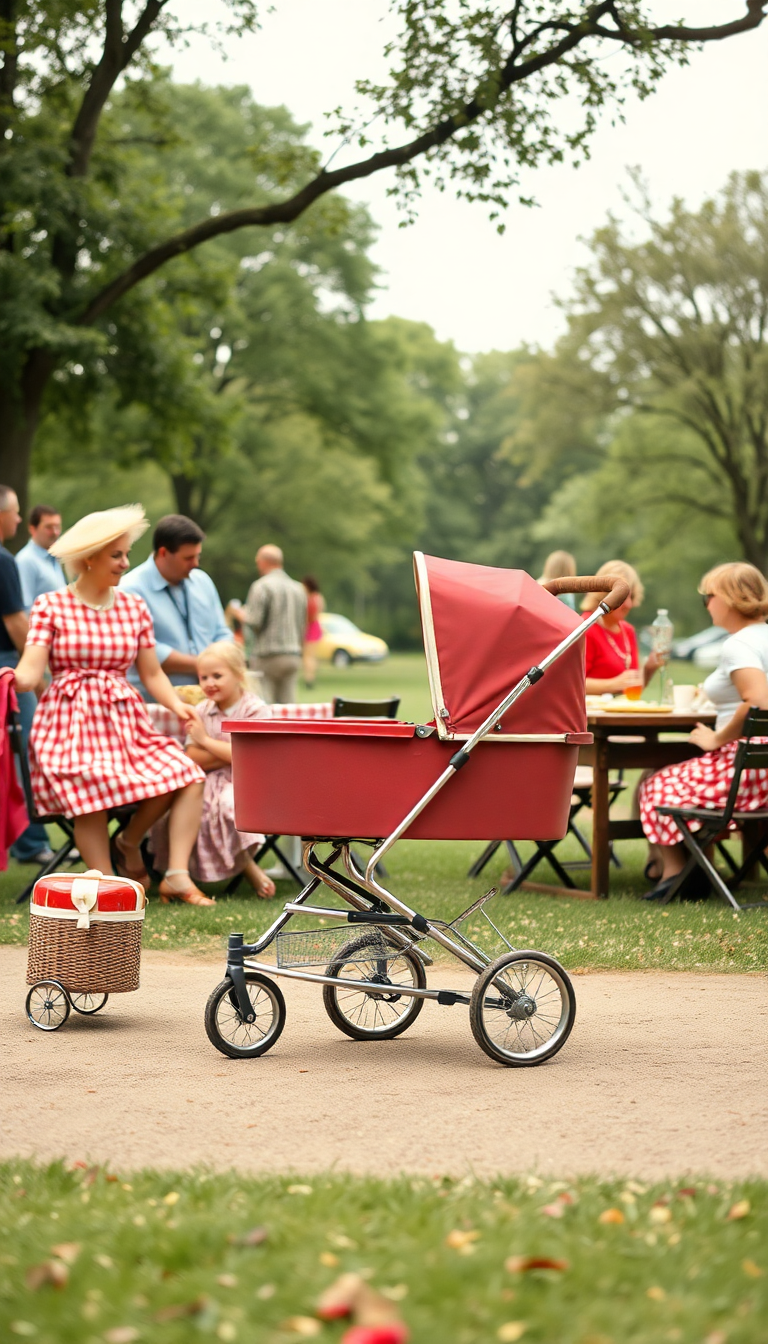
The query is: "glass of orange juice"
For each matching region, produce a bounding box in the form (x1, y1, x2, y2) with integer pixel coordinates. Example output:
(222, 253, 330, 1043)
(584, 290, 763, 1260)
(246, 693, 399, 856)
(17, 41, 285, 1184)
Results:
(625, 675, 643, 701)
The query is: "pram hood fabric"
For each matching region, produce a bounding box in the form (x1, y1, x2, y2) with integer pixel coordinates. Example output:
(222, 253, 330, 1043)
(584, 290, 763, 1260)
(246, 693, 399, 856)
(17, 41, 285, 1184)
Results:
(414, 553, 587, 740)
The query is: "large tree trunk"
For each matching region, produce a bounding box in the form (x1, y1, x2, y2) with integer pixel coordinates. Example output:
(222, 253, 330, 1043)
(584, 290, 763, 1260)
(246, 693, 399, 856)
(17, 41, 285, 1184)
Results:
(0, 351, 55, 537)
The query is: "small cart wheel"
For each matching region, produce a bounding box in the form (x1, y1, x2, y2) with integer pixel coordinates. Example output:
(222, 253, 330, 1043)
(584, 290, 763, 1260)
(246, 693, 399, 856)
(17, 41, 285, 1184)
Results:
(69, 992, 109, 1015)
(204, 973, 286, 1059)
(26, 980, 71, 1032)
(323, 935, 426, 1041)
(469, 950, 575, 1067)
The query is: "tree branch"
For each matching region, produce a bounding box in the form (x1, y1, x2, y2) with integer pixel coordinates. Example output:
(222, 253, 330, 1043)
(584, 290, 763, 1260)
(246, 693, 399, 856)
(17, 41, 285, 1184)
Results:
(77, 0, 767, 326)
(68, 0, 167, 179)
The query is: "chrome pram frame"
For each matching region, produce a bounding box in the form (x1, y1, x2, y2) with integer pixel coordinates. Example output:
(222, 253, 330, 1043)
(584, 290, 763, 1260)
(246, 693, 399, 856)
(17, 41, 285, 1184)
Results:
(205, 575, 629, 1067)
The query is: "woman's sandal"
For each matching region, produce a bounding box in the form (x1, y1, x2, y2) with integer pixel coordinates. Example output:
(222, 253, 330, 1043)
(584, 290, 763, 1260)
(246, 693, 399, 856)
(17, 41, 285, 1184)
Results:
(158, 878, 216, 906)
(113, 834, 149, 888)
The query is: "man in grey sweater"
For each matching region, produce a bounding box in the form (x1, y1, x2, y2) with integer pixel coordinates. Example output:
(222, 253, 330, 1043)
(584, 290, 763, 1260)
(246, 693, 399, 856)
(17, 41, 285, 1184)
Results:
(239, 545, 307, 704)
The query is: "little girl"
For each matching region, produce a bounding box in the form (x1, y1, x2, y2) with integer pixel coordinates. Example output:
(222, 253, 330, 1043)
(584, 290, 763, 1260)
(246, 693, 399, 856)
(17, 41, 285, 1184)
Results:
(150, 642, 276, 897)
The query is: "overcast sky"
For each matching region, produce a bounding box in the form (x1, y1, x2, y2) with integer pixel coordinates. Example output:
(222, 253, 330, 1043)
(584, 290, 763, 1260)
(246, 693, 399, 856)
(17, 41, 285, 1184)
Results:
(167, 1, 768, 354)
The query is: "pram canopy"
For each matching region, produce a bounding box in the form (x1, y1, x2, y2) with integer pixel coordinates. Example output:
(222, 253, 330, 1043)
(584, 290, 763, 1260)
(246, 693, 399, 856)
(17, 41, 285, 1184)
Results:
(414, 553, 586, 740)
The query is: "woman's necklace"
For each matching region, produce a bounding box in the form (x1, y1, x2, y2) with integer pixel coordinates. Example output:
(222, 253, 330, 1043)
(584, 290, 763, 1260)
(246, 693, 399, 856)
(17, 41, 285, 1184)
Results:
(71, 580, 115, 612)
(601, 619, 631, 669)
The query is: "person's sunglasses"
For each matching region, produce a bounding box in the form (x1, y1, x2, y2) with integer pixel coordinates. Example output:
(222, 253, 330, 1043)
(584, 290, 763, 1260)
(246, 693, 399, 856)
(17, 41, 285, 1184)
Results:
(701, 592, 713, 608)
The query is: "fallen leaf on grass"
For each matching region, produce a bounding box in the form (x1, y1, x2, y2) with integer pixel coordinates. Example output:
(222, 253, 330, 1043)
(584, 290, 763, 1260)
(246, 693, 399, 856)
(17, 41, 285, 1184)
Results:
(153, 1299, 208, 1323)
(94, 1255, 114, 1270)
(497, 1324, 527, 1342)
(25, 1260, 69, 1291)
(230, 1226, 268, 1247)
(646, 1286, 666, 1302)
(162, 1191, 180, 1206)
(9, 1323, 36, 1337)
(649, 1206, 672, 1225)
(103, 1329, 140, 1344)
(317, 1273, 364, 1320)
(445, 1228, 481, 1250)
(704, 1333, 727, 1344)
(217, 1274, 238, 1288)
(742, 1259, 763, 1278)
(320, 1252, 339, 1268)
(598, 1209, 625, 1225)
(540, 1203, 565, 1219)
(380, 1286, 409, 1301)
(50, 1243, 81, 1265)
(676, 1187, 696, 1199)
(341, 1327, 409, 1344)
(727, 1199, 750, 1220)
(287, 1185, 313, 1196)
(280, 1318, 322, 1337)
(505, 1256, 568, 1274)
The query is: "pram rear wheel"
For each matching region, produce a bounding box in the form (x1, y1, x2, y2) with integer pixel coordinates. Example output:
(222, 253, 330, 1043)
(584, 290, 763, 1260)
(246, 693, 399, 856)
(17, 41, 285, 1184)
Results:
(70, 992, 109, 1015)
(322, 935, 426, 1040)
(26, 980, 71, 1031)
(469, 951, 575, 1067)
(204, 972, 286, 1058)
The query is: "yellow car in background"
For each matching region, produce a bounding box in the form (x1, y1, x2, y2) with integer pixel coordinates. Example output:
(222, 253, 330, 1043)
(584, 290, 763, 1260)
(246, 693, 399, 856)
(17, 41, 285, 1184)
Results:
(315, 613, 389, 668)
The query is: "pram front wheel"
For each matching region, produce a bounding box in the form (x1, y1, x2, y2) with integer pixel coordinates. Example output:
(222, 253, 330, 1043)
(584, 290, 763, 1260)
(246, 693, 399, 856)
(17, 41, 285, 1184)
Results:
(26, 980, 71, 1031)
(322, 934, 426, 1040)
(469, 951, 575, 1067)
(70, 992, 109, 1015)
(205, 972, 286, 1059)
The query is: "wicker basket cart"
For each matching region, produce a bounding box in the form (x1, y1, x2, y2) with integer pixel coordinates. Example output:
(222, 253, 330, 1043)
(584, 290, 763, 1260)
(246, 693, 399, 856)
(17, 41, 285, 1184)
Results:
(26, 869, 145, 1030)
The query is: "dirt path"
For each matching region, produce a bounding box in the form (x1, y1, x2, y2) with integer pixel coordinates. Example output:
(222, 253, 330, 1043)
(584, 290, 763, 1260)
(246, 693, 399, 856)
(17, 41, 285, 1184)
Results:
(3, 947, 767, 1179)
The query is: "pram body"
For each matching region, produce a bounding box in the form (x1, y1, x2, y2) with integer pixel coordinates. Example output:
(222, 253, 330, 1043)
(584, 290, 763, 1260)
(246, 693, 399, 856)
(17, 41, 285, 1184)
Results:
(204, 555, 628, 1067)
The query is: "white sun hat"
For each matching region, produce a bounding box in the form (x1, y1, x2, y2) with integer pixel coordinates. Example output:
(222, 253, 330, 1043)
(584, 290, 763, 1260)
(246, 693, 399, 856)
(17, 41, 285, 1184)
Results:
(49, 505, 149, 565)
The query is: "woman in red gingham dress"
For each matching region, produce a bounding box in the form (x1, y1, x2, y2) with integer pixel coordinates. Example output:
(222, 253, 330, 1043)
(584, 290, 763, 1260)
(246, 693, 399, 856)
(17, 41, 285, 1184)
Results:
(14, 505, 215, 906)
(639, 562, 768, 900)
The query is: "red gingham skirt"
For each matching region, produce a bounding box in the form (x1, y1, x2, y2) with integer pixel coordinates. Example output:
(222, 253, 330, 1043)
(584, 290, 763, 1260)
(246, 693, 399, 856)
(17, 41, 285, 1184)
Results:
(639, 740, 768, 846)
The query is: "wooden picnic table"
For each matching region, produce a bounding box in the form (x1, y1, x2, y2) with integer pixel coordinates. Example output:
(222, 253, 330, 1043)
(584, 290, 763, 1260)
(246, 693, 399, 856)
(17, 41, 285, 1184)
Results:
(580, 707, 717, 898)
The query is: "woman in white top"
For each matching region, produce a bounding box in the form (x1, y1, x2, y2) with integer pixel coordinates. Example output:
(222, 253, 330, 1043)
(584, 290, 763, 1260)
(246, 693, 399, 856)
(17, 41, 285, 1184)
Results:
(639, 562, 768, 900)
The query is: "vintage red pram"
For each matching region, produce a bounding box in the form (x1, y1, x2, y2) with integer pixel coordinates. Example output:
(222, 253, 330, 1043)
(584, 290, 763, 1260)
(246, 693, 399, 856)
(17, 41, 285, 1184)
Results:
(204, 556, 628, 1066)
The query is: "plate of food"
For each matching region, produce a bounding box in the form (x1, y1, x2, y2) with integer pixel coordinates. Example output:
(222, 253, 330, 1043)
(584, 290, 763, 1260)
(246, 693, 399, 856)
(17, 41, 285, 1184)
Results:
(600, 699, 674, 714)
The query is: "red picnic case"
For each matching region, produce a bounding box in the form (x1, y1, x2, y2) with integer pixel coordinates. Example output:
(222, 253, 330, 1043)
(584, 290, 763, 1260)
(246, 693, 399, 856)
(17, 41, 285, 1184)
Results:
(27, 869, 146, 994)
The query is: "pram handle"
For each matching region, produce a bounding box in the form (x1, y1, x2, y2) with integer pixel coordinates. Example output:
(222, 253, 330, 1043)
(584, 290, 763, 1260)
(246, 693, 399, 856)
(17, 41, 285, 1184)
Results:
(542, 574, 630, 613)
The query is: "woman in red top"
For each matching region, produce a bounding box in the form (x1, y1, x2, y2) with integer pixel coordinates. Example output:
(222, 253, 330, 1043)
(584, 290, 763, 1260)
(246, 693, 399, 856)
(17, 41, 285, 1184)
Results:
(582, 560, 661, 694)
(302, 574, 325, 688)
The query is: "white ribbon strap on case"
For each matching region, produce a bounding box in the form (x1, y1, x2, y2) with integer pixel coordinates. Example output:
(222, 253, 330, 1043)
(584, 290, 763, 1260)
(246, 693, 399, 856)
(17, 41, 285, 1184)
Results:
(70, 869, 103, 930)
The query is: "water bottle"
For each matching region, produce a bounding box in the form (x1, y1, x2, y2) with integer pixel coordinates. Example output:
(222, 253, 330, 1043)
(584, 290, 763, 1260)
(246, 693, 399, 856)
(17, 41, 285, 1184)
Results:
(651, 608, 674, 677)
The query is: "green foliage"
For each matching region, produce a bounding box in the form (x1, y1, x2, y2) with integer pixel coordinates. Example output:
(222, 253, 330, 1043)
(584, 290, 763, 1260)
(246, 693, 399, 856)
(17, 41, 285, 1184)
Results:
(2, 1161, 767, 1343)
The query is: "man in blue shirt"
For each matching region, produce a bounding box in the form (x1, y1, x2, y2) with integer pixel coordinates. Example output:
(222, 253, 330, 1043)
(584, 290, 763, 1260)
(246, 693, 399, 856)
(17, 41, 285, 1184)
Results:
(16, 504, 66, 611)
(0, 485, 53, 864)
(122, 514, 232, 700)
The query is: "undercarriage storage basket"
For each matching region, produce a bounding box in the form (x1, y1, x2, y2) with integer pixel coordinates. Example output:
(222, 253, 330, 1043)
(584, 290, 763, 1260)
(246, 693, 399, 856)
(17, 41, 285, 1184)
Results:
(226, 720, 590, 841)
(27, 870, 145, 994)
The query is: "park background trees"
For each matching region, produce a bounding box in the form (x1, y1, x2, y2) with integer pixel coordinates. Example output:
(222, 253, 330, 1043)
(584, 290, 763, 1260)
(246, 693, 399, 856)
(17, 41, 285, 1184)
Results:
(3, 4, 767, 642)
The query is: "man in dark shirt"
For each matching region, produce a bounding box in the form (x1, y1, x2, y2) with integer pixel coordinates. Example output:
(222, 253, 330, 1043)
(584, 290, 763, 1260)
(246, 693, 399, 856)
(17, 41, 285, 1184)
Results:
(0, 486, 53, 863)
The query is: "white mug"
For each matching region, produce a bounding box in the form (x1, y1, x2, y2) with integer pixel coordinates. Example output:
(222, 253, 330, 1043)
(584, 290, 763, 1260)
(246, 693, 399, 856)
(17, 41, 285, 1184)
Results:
(673, 683, 696, 712)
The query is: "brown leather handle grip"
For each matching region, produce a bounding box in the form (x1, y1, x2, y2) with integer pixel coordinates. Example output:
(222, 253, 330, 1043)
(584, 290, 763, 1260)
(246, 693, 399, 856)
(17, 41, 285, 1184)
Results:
(543, 574, 631, 613)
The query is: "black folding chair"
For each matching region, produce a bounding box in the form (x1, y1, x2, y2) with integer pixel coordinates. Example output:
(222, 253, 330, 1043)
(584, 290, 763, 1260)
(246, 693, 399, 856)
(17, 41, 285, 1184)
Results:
(468, 768, 627, 892)
(332, 695, 400, 718)
(656, 707, 768, 911)
(9, 705, 134, 904)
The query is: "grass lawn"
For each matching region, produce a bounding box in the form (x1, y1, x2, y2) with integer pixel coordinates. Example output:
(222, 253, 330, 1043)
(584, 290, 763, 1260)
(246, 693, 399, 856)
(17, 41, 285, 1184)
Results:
(2, 654, 766, 973)
(2, 1162, 766, 1344)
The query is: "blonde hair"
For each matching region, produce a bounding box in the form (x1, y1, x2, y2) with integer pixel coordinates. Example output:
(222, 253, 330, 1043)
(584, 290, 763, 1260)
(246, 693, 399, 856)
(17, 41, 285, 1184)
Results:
(198, 641, 248, 689)
(50, 505, 148, 577)
(539, 550, 576, 584)
(581, 560, 644, 613)
(699, 562, 768, 620)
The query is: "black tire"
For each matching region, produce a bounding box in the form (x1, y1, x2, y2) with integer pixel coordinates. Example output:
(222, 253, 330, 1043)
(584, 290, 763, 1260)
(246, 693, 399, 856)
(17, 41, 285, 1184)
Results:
(469, 951, 575, 1067)
(332, 648, 352, 668)
(322, 934, 426, 1040)
(26, 980, 71, 1032)
(204, 973, 286, 1059)
(69, 992, 109, 1015)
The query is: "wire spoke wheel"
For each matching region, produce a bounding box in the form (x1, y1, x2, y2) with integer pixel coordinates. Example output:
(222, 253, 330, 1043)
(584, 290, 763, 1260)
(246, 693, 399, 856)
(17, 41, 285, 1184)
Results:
(26, 980, 71, 1032)
(204, 972, 286, 1059)
(469, 951, 575, 1067)
(323, 935, 426, 1040)
(69, 992, 109, 1015)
